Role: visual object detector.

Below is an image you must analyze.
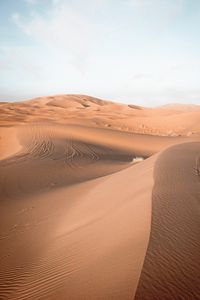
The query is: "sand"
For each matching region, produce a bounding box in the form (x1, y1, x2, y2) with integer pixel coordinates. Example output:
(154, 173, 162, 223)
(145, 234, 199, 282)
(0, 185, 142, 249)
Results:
(0, 94, 200, 299)
(135, 142, 200, 300)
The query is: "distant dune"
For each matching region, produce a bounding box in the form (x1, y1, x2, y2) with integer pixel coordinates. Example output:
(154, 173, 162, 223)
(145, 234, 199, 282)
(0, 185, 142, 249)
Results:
(1, 94, 200, 136)
(0, 95, 200, 299)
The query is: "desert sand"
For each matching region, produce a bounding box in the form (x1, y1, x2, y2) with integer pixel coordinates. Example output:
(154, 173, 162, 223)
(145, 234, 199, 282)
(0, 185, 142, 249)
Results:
(0, 94, 200, 299)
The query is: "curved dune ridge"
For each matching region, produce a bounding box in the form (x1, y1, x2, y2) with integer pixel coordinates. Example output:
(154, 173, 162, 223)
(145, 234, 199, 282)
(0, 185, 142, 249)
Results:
(135, 142, 200, 299)
(0, 95, 200, 299)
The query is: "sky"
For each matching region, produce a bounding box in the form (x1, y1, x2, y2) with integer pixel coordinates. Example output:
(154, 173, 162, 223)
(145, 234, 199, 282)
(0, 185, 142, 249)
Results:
(0, 0, 200, 106)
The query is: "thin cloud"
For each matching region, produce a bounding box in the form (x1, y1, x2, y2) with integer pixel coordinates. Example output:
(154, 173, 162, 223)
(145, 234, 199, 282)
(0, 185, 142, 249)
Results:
(1, 0, 199, 105)
(129, 0, 185, 25)
(24, 0, 37, 4)
(12, 2, 102, 71)
(132, 73, 151, 80)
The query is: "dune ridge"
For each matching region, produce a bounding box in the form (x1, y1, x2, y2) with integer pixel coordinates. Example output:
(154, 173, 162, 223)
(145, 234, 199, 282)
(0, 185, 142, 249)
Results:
(135, 142, 200, 299)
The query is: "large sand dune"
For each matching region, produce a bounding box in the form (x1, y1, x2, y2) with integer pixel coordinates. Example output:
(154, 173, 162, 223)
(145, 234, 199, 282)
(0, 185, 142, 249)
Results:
(0, 95, 200, 299)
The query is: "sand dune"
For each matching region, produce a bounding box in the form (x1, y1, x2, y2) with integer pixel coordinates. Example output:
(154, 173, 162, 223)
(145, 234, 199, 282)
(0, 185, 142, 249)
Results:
(1, 94, 200, 136)
(0, 95, 200, 299)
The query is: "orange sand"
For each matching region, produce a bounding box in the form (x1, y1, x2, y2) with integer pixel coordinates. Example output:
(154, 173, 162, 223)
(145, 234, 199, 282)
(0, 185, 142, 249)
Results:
(0, 95, 200, 299)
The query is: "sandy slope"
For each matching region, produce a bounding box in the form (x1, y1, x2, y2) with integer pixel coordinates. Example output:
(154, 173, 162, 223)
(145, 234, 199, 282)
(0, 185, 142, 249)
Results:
(0, 154, 155, 300)
(0, 95, 200, 299)
(0, 127, 22, 160)
(135, 142, 200, 300)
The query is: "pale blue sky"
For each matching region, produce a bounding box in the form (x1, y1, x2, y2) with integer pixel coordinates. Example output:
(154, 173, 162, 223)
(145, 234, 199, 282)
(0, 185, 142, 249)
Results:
(0, 0, 200, 105)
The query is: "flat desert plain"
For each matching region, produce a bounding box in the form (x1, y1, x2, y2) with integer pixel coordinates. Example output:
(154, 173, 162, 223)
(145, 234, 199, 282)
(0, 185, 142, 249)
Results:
(0, 95, 200, 299)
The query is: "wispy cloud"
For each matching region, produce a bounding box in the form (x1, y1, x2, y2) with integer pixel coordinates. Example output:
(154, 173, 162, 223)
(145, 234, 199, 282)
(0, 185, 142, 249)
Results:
(1, 0, 200, 104)
(132, 73, 150, 80)
(12, 1, 107, 73)
(24, 0, 37, 5)
(129, 0, 185, 28)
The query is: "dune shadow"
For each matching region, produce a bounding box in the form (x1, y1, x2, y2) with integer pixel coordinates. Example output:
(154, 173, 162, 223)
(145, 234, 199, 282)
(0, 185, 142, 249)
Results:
(134, 142, 200, 300)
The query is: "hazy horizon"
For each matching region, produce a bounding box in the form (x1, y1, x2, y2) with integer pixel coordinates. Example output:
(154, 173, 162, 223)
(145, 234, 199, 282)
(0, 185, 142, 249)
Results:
(1, 0, 200, 106)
